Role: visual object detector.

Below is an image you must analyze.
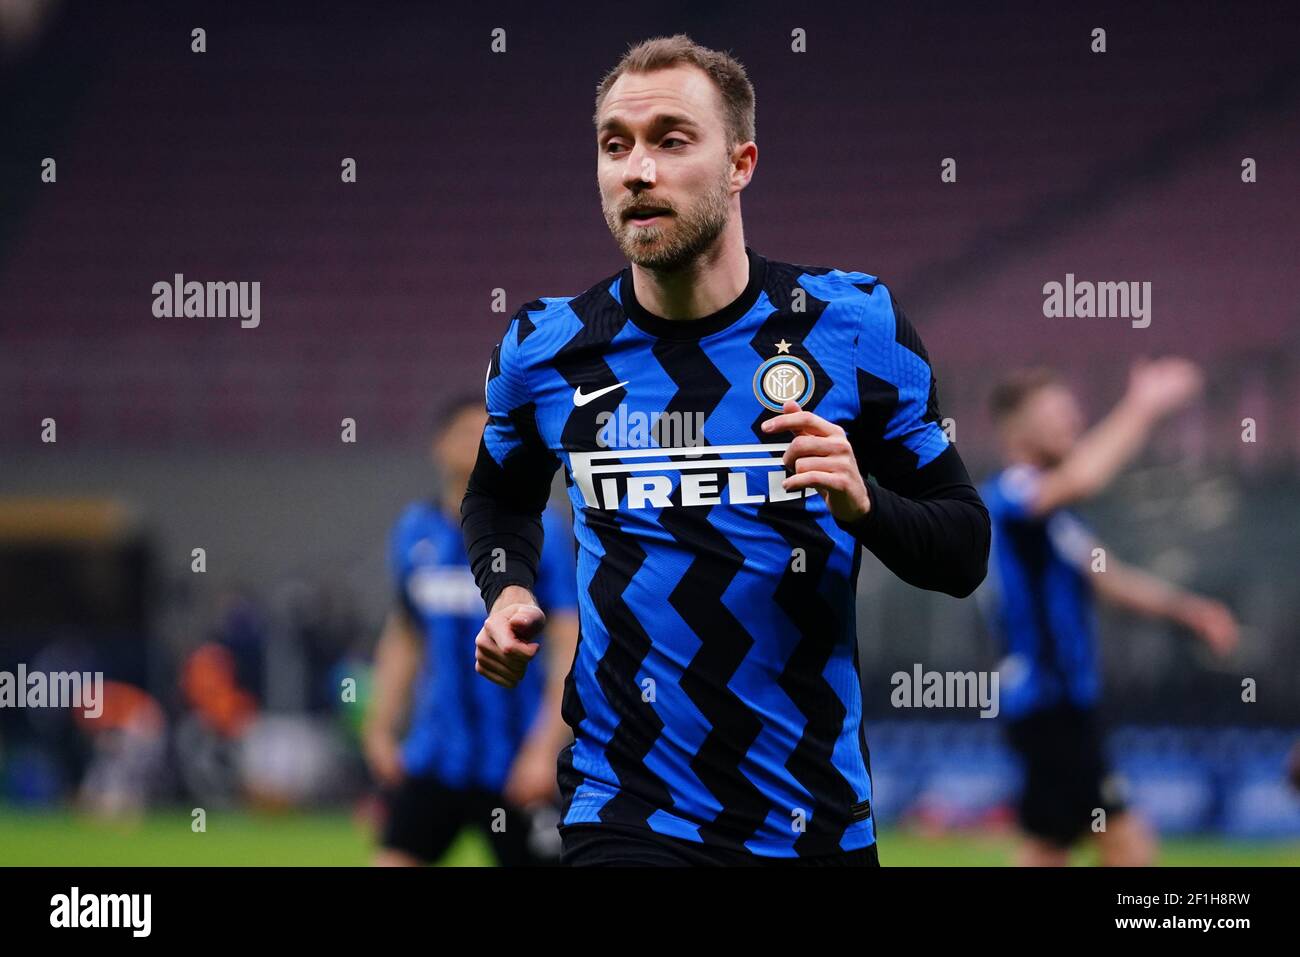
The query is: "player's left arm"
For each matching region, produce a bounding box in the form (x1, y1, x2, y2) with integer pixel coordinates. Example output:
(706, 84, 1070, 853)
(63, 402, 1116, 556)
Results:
(767, 289, 989, 597)
(462, 308, 562, 688)
(1088, 550, 1240, 657)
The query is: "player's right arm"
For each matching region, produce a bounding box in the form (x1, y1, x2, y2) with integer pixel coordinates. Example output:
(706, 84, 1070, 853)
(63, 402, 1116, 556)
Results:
(1027, 357, 1203, 516)
(1089, 553, 1240, 656)
(461, 309, 561, 688)
(363, 609, 422, 788)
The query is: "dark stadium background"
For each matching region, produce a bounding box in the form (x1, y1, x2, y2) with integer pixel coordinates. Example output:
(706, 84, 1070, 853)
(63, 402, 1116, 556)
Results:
(0, 0, 1297, 863)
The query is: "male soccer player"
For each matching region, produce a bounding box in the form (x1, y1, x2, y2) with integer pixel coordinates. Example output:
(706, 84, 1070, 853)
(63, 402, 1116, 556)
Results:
(982, 362, 1240, 866)
(365, 395, 579, 866)
(460, 35, 989, 866)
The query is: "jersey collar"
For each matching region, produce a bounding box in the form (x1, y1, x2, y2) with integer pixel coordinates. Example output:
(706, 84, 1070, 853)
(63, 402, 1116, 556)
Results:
(619, 246, 767, 340)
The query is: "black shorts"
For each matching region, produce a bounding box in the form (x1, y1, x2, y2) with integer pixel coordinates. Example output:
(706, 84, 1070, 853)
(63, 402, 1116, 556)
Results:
(381, 774, 558, 866)
(1005, 704, 1128, 848)
(560, 823, 880, 867)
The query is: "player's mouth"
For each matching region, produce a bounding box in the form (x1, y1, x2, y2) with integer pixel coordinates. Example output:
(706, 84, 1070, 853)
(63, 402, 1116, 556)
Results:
(624, 206, 672, 226)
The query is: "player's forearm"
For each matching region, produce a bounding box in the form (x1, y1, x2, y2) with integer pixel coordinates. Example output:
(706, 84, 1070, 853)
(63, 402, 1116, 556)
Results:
(365, 616, 419, 738)
(462, 492, 544, 610)
(840, 446, 990, 598)
(1046, 396, 1158, 506)
(461, 442, 549, 612)
(849, 481, 989, 597)
(1092, 560, 1190, 621)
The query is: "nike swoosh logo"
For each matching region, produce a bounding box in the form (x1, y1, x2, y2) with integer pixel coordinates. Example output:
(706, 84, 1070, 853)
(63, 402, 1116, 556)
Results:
(573, 381, 629, 407)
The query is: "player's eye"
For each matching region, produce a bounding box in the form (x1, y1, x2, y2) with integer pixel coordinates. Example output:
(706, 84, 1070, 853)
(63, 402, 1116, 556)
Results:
(604, 141, 628, 155)
(661, 136, 687, 148)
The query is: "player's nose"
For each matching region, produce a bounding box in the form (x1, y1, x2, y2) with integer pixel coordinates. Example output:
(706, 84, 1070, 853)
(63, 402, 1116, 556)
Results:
(622, 144, 656, 188)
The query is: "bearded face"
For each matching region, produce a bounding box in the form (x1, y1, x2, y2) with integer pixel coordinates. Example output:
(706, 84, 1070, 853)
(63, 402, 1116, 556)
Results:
(601, 160, 733, 272)
(595, 65, 746, 274)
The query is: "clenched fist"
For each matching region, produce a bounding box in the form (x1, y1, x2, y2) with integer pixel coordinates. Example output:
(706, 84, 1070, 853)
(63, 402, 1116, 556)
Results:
(475, 587, 546, 689)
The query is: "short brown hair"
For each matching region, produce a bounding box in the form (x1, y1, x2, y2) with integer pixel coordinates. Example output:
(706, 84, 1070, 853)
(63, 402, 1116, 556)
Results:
(593, 34, 755, 148)
(989, 368, 1062, 423)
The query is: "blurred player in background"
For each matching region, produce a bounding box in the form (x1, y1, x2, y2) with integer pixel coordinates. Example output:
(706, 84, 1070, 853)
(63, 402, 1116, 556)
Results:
(364, 396, 579, 866)
(981, 359, 1240, 866)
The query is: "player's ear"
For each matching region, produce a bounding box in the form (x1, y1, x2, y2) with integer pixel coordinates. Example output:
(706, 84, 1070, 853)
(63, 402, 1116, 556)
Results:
(730, 140, 757, 189)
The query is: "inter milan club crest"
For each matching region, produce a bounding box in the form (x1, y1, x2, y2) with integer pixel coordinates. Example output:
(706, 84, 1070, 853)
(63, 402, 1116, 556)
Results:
(753, 351, 815, 412)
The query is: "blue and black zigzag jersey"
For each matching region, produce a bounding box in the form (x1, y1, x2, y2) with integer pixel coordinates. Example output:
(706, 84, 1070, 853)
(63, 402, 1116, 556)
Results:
(463, 246, 988, 857)
(390, 502, 577, 791)
(980, 465, 1102, 720)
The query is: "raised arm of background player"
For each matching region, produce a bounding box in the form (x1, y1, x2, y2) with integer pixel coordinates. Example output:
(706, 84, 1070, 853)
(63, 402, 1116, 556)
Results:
(1090, 549, 1239, 657)
(1034, 512, 1239, 658)
(1006, 354, 1238, 657)
(1019, 356, 1205, 517)
(768, 290, 989, 598)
